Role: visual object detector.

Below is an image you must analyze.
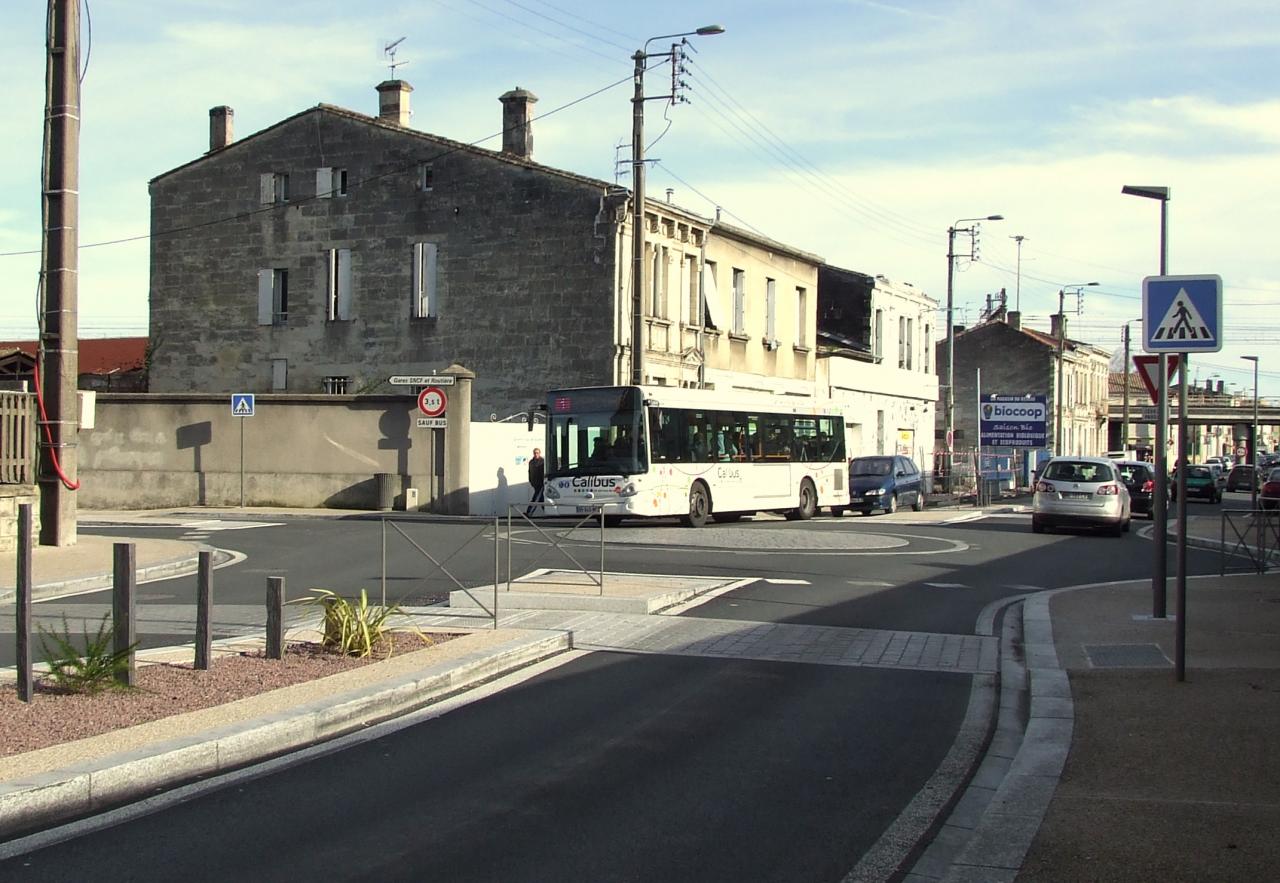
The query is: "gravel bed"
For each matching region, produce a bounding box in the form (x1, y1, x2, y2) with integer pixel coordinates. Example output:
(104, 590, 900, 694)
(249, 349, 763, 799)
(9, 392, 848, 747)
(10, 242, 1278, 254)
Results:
(0, 633, 457, 758)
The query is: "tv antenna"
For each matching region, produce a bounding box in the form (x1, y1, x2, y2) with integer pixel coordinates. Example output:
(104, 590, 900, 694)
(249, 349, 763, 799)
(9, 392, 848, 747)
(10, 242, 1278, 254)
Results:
(384, 37, 409, 78)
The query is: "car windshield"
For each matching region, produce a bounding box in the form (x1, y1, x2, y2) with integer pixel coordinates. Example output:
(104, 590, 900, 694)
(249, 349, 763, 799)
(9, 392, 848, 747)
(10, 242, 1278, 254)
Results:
(1187, 466, 1211, 479)
(1044, 461, 1113, 483)
(850, 457, 892, 477)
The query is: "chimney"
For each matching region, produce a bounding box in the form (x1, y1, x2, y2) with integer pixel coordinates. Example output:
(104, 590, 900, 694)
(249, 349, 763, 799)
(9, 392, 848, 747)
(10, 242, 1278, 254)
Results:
(499, 88, 538, 159)
(376, 80, 413, 127)
(208, 106, 234, 152)
(1051, 313, 1066, 339)
(1217, 380, 1225, 395)
(1007, 310, 1022, 330)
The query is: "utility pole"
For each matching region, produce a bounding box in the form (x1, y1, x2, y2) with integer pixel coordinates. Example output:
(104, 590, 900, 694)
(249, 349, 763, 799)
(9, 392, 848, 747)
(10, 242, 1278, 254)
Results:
(1121, 323, 1131, 453)
(630, 25, 724, 387)
(1010, 234, 1026, 312)
(40, 0, 81, 546)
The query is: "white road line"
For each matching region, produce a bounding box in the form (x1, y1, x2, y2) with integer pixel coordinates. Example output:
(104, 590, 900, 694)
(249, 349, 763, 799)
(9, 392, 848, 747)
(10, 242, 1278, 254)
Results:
(924, 582, 970, 589)
(761, 578, 810, 585)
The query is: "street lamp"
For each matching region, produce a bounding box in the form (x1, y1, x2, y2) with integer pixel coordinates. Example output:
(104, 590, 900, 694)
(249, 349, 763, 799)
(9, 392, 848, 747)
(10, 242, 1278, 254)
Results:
(944, 214, 1003, 490)
(1121, 183, 1171, 622)
(1054, 282, 1098, 455)
(1243, 355, 1260, 510)
(631, 24, 725, 386)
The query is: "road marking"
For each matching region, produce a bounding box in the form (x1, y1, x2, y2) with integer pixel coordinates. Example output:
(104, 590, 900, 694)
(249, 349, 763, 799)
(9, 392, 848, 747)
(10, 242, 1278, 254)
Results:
(924, 582, 969, 589)
(761, 578, 810, 585)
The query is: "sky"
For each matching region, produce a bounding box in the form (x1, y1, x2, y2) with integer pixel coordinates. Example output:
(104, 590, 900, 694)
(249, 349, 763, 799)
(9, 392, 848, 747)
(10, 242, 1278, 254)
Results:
(2, 0, 1278, 397)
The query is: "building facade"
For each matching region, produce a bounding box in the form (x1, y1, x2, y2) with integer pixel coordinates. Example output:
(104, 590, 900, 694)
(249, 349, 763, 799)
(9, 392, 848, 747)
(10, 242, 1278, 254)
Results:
(148, 82, 829, 420)
(938, 311, 1111, 458)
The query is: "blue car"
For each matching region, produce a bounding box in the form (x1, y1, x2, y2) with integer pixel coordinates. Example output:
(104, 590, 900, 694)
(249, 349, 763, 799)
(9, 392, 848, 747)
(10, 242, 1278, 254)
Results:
(836, 455, 925, 516)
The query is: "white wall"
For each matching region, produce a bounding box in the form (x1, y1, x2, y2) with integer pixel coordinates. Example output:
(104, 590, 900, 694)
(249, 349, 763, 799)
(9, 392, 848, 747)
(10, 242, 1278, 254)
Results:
(468, 421, 543, 516)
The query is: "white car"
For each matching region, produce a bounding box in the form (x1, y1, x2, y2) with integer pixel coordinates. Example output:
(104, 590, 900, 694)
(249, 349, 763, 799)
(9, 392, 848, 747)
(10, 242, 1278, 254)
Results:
(1032, 457, 1132, 536)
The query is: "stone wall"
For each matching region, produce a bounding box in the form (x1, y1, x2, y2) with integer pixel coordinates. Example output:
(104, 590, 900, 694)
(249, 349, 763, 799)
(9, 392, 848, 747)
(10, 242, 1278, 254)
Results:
(76, 392, 469, 513)
(148, 108, 619, 419)
(0, 486, 39, 554)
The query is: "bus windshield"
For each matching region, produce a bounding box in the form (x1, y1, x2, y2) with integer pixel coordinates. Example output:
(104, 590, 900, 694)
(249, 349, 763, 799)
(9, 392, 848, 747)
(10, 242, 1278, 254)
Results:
(546, 387, 648, 478)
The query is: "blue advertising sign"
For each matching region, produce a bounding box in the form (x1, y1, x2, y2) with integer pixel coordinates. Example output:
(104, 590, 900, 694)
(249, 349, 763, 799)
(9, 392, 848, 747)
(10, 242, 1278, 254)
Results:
(980, 394, 1047, 448)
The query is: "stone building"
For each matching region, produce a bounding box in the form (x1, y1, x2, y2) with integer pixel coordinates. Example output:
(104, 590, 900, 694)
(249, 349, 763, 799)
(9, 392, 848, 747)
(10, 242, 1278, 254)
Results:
(938, 310, 1111, 457)
(147, 81, 823, 419)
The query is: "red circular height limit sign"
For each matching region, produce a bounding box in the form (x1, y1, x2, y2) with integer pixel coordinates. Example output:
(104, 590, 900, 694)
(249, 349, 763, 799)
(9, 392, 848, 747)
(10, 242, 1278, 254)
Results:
(417, 386, 447, 417)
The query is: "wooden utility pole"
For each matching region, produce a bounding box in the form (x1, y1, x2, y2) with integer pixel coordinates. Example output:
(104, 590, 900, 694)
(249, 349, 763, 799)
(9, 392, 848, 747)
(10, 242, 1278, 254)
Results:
(40, 0, 81, 546)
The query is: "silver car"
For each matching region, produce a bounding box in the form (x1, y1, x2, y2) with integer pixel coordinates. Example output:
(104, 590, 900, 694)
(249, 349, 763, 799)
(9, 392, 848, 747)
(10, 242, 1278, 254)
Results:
(1032, 456, 1131, 536)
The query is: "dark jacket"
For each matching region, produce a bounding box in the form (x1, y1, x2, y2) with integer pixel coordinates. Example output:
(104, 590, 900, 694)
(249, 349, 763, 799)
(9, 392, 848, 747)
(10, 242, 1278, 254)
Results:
(528, 455, 545, 489)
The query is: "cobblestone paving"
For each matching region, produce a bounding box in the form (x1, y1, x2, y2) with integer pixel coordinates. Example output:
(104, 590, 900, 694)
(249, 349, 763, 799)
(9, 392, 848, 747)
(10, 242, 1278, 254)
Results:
(415, 608, 997, 674)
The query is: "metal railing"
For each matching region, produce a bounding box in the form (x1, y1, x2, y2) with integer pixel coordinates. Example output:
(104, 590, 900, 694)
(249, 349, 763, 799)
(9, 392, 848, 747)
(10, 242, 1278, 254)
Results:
(1219, 507, 1280, 574)
(1, 391, 36, 484)
(504, 501, 608, 595)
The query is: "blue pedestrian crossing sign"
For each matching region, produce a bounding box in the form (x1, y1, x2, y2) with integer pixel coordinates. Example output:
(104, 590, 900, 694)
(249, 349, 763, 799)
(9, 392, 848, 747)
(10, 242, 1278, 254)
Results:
(231, 393, 256, 417)
(1142, 274, 1222, 353)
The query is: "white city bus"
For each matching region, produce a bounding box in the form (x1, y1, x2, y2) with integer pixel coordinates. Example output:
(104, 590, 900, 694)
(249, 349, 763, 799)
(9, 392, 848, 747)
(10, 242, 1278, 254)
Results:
(542, 385, 850, 526)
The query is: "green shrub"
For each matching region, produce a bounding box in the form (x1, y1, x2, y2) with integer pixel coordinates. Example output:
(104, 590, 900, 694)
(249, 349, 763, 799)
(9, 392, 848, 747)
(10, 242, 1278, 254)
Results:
(293, 589, 415, 658)
(38, 613, 138, 693)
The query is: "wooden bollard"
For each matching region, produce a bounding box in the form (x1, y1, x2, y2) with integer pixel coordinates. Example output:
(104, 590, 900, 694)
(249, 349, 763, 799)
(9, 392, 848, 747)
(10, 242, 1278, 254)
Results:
(113, 542, 137, 687)
(195, 551, 213, 670)
(266, 576, 284, 660)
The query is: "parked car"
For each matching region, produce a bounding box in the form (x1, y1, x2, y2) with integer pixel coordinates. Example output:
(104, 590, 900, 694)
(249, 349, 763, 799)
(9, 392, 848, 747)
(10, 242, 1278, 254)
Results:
(1170, 464, 1221, 503)
(1032, 456, 1131, 536)
(1225, 464, 1260, 493)
(838, 455, 924, 516)
(1115, 460, 1163, 518)
(1203, 462, 1227, 490)
(1261, 468, 1280, 510)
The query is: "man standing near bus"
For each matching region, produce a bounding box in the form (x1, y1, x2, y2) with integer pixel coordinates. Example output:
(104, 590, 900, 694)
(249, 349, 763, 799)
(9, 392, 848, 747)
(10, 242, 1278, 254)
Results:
(526, 447, 545, 516)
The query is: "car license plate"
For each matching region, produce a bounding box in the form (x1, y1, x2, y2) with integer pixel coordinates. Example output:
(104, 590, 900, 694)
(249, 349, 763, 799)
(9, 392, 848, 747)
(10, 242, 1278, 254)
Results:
(1062, 492, 1091, 500)
(576, 506, 597, 514)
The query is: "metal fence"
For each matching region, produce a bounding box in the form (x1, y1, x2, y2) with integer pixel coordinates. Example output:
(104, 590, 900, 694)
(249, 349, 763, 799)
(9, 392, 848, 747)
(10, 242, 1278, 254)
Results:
(1219, 507, 1280, 574)
(1, 391, 36, 484)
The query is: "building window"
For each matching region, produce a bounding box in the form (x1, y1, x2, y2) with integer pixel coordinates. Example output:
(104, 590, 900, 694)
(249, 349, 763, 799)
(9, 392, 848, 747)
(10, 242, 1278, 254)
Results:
(327, 248, 352, 321)
(322, 376, 350, 394)
(271, 358, 287, 391)
(898, 316, 906, 368)
(873, 309, 883, 360)
(417, 163, 434, 191)
(259, 172, 289, 205)
(906, 317, 914, 369)
(316, 167, 347, 198)
(731, 268, 745, 335)
(764, 278, 777, 343)
(686, 255, 699, 325)
(412, 241, 438, 318)
(923, 324, 931, 372)
(257, 268, 288, 326)
(702, 261, 719, 329)
(795, 287, 807, 347)
(650, 244, 667, 318)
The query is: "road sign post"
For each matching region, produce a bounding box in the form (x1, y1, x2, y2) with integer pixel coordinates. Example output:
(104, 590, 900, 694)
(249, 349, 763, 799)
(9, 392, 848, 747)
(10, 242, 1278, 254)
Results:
(1143, 274, 1223, 682)
(231, 394, 255, 507)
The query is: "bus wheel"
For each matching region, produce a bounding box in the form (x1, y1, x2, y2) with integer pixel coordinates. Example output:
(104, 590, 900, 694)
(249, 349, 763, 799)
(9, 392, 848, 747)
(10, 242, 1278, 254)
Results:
(795, 480, 817, 520)
(684, 483, 710, 528)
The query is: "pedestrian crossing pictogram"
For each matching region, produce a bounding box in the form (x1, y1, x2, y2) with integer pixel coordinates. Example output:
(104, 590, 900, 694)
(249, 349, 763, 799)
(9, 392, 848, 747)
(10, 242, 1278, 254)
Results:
(1142, 274, 1222, 353)
(1151, 288, 1213, 342)
(231, 393, 255, 416)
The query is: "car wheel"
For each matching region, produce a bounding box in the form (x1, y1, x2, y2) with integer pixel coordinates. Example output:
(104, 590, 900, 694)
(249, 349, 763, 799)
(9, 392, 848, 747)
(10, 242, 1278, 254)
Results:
(683, 482, 710, 528)
(1032, 517, 1046, 534)
(1123, 516, 1131, 533)
(884, 494, 898, 515)
(1109, 519, 1124, 537)
(912, 492, 925, 512)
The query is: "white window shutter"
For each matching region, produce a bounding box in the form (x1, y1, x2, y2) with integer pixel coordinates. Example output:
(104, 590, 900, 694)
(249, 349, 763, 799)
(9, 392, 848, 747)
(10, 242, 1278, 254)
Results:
(421, 242, 438, 317)
(316, 167, 333, 199)
(336, 248, 352, 319)
(766, 280, 776, 340)
(259, 173, 275, 206)
(411, 243, 422, 317)
(257, 269, 273, 325)
(701, 264, 722, 329)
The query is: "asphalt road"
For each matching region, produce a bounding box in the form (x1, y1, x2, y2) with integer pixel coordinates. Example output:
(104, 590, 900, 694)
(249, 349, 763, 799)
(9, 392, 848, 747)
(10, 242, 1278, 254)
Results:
(0, 506, 1232, 881)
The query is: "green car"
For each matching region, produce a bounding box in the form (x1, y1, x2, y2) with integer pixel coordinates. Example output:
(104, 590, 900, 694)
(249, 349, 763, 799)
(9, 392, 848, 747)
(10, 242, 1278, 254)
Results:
(1171, 464, 1221, 503)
